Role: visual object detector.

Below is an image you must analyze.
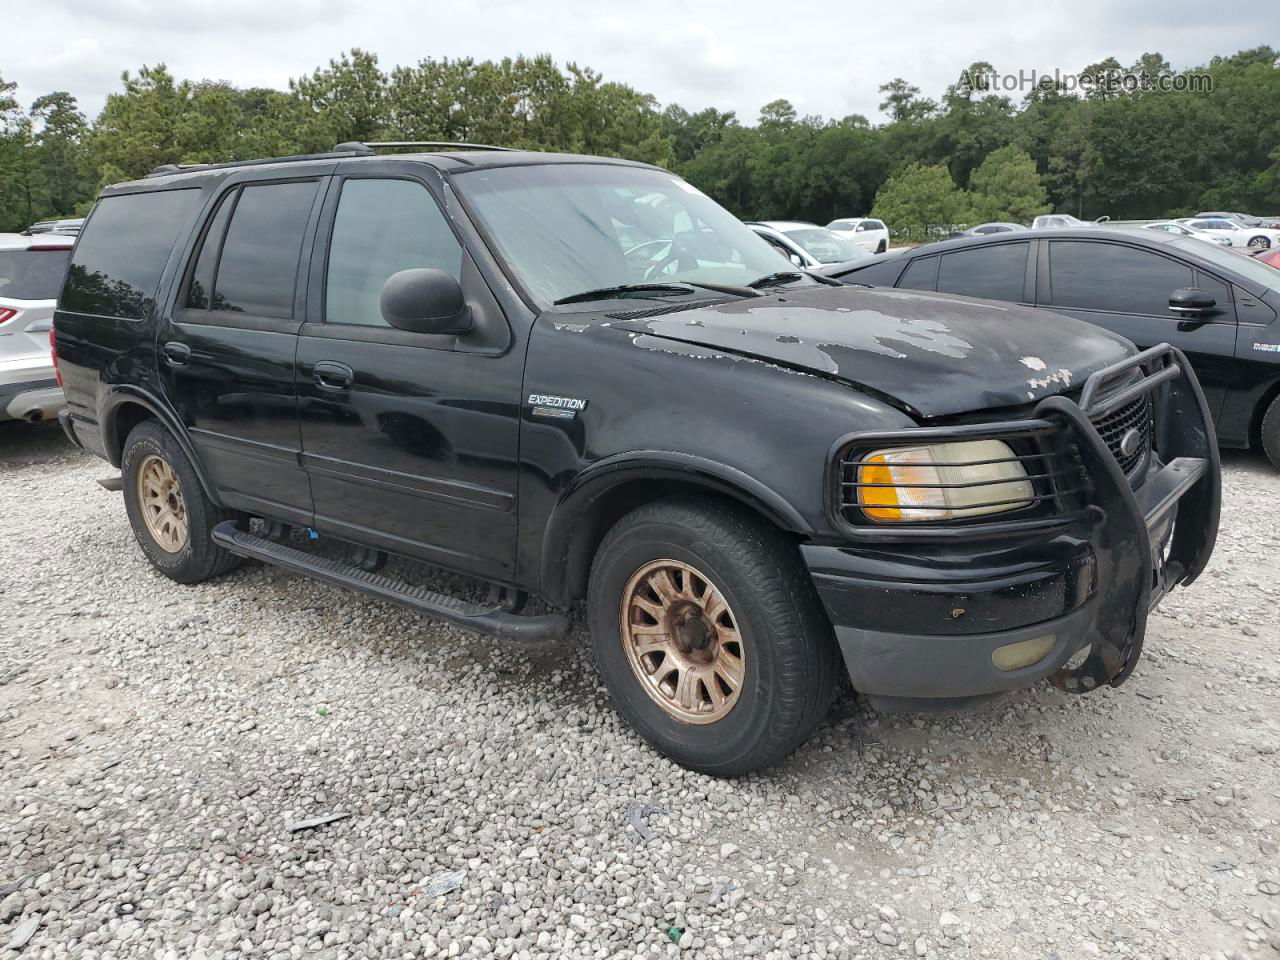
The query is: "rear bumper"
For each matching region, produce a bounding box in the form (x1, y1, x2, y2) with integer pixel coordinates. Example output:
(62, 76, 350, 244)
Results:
(806, 344, 1220, 702)
(0, 377, 61, 423)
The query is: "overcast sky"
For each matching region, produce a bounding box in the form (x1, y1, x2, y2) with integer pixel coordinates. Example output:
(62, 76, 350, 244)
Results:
(6, 0, 1277, 124)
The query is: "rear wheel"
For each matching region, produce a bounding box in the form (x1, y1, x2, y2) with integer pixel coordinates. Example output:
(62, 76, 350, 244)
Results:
(122, 420, 240, 583)
(1248, 235, 1270, 250)
(876, 240, 887, 254)
(586, 497, 839, 776)
(1262, 394, 1280, 471)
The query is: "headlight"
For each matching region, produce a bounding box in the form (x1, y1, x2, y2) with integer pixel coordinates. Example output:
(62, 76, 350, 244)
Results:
(857, 439, 1033, 522)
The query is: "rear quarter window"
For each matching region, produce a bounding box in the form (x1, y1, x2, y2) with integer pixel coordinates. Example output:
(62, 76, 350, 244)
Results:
(61, 188, 202, 319)
(0, 249, 71, 300)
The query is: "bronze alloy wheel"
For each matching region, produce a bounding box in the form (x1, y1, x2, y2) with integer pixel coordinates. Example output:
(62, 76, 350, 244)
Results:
(137, 453, 188, 553)
(619, 559, 745, 724)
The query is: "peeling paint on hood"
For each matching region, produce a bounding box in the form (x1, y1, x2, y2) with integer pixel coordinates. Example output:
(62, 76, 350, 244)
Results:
(608, 286, 1135, 418)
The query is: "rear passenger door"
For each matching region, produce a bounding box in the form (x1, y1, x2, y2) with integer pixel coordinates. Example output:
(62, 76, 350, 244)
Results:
(895, 241, 1032, 304)
(1037, 239, 1236, 421)
(158, 177, 326, 525)
(295, 173, 522, 581)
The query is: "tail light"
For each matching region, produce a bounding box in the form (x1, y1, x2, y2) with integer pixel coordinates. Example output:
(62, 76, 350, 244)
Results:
(50, 327, 63, 387)
(0, 307, 17, 326)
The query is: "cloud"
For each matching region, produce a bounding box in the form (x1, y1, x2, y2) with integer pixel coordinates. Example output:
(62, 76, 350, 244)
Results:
(2, 0, 1272, 124)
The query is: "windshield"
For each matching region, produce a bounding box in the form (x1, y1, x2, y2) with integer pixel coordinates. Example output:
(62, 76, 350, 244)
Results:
(453, 163, 791, 307)
(0, 248, 71, 301)
(1172, 237, 1280, 293)
(781, 227, 866, 263)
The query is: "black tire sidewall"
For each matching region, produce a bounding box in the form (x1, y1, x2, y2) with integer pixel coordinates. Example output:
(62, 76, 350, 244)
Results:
(121, 422, 229, 583)
(1262, 396, 1280, 471)
(588, 509, 814, 772)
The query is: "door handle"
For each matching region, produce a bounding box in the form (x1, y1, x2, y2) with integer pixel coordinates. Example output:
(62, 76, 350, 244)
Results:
(313, 360, 354, 393)
(162, 341, 191, 367)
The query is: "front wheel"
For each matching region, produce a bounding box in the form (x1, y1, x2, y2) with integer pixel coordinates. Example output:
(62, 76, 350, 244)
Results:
(121, 420, 241, 584)
(586, 497, 839, 775)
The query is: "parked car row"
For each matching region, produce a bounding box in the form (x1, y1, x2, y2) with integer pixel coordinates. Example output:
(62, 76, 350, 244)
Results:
(829, 227, 1280, 468)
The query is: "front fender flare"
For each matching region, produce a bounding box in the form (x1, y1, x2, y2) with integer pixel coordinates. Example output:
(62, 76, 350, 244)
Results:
(538, 451, 813, 604)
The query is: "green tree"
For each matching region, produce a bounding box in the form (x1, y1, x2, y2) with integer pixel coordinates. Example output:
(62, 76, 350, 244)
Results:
(871, 162, 971, 243)
(30, 92, 89, 216)
(967, 145, 1051, 222)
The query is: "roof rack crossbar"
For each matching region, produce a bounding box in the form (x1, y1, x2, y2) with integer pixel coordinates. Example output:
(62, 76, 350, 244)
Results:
(359, 140, 515, 152)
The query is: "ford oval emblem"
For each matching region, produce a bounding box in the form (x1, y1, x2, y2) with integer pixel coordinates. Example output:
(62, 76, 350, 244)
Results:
(1119, 428, 1142, 457)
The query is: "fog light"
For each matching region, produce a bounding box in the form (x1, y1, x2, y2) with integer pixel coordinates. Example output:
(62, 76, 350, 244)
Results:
(991, 634, 1056, 671)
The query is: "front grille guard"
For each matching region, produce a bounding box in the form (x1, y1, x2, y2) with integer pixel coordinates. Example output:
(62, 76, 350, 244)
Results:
(828, 343, 1221, 692)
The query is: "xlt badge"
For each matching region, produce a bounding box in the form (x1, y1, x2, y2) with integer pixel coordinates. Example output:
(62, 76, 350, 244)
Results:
(528, 393, 588, 420)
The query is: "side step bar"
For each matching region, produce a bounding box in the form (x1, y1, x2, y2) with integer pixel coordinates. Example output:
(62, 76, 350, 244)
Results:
(211, 522, 569, 641)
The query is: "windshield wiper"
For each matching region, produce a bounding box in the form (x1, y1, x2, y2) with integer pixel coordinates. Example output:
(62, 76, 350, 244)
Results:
(553, 282, 696, 306)
(747, 271, 806, 290)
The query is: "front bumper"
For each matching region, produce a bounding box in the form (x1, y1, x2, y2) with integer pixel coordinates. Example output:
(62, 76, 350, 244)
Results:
(806, 344, 1220, 703)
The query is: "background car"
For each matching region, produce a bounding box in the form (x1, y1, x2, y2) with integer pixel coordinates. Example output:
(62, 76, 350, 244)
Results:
(1143, 220, 1232, 246)
(748, 221, 872, 270)
(825, 217, 890, 253)
(23, 218, 85, 236)
(960, 222, 1028, 236)
(1031, 214, 1090, 229)
(1198, 211, 1280, 230)
(1253, 247, 1280, 270)
(1179, 217, 1280, 249)
(826, 227, 1280, 468)
(1, 233, 73, 423)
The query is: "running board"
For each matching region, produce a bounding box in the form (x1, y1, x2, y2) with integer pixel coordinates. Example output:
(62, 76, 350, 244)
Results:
(211, 521, 569, 641)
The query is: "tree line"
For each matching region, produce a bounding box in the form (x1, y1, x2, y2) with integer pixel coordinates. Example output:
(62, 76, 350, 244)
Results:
(1, 46, 1278, 240)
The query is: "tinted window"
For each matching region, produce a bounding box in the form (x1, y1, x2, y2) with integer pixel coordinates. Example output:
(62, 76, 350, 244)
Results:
(185, 191, 236, 310)
(864, 220, 885, 231)
(213, 181, 318, 317)
(61, 189, 201, 319)
(1193, 270, 1232, 310)
(937, 243, 1028, 301)
(0, 249, 71, 300)
(325, 179, 463, 327)
(898, 255, 938, 291)
(1049, 241, 1193, 315)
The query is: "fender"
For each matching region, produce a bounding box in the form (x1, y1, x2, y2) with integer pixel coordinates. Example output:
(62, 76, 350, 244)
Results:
(101, 385, 223, 507)
(538, 450, 813, 604)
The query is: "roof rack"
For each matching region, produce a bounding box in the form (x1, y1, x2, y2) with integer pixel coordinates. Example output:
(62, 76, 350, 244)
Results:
(145, 140, 514, 178)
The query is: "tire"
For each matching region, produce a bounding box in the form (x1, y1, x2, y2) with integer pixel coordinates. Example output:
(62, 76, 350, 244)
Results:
(121, 420, 241, 584)
(1248, 235, 1270, 250)
(1262, 394, 1280, 471)
(876, 240, 887, 254)
(586, 496, 839, 776)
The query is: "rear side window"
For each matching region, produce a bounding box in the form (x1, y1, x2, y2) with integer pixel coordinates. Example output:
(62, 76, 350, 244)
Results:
(211, 181, 319, 317)
(185, 191, 236, 310)
(1048, 241, 1193, 315)
(0, 249, 71, 300)
(897, 255, 938, 291)
(937, 242, 1029, 302)
(61, 189, 201, 319)
(325, 178, 462, 327)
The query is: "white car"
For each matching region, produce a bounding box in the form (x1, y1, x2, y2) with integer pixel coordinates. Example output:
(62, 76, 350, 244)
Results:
(1031, 214, 1090, 229)
(748, 222, 872, 270)
(1, 233, 73, 423)
(1179, 217, 1280, 250)
(826, 218, 890, 254)
(1142, 220, 1231, 246)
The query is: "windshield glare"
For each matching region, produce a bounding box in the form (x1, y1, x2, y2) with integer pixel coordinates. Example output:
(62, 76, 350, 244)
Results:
(1171, 237, 1280, 293)
(782, 228, 865, 263)
(454, 164, 792, 306)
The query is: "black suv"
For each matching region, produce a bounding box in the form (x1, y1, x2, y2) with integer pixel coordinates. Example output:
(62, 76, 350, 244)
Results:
(54, 144, 1221, 775)
(828, 229, 1280, 468)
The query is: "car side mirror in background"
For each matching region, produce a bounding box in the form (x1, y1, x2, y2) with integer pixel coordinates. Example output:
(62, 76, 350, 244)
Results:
(380, 269, 472, 334)
(788, 253, 805, 268)
(1168, 287, 1216, 315)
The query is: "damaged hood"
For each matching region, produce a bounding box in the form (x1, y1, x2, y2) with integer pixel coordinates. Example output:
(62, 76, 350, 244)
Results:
(610, 286, 1134, 417)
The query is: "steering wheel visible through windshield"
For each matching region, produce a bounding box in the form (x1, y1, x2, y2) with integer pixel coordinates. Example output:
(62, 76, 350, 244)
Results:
(452, 162, 792, 307)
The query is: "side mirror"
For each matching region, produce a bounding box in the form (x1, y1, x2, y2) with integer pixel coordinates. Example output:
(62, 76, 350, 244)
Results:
(788, 253, 805, 268)
(380, 269, 472, 334)
(1168, 287, 1215, 315)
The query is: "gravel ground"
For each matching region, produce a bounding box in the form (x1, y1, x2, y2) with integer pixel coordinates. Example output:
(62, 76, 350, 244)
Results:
(2, 420, 1279, 960)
